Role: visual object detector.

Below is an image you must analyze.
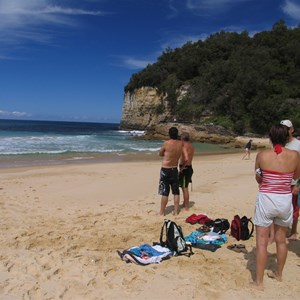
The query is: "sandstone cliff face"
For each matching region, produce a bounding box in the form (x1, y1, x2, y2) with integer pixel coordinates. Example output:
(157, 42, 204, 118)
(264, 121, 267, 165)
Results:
(119, 87, 267, 147)
(119, 86, 233, 143)
(120, 87, 171, 130)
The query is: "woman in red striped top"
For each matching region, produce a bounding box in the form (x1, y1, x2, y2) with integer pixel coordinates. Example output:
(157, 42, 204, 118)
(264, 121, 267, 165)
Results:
(253, 124, 300, 290)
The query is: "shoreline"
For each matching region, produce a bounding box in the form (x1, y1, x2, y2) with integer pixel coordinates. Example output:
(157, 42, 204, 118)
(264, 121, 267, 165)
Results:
(0, 148, 244, 170)
(0, 149, 248, 170)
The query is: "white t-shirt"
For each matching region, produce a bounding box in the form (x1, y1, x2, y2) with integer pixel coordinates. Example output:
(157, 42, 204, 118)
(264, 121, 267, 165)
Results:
(285, 138, 300, 185)
(286, 138, 300, 153)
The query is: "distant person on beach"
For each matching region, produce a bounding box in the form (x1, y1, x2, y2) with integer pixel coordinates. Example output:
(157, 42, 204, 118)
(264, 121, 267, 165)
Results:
(179, 132, 194, 211)
(253, 124, 300, 290)
(280, 119, 300, 240)
(242, 139, 252, 160)
(158, 127, 183, 216)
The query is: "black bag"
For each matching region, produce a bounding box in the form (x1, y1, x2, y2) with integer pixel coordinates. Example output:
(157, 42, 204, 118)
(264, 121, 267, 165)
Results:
(212, 218, 230, 234)
(159, 219, 193, 256)
(230, 215, 254, 241)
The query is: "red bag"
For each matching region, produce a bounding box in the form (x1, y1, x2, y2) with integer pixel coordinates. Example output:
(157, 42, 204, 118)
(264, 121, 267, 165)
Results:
(230, 215, 242, 240)
(231, 215, 254, 241)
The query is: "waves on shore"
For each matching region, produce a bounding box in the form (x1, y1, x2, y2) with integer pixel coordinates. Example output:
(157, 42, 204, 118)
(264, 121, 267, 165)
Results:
(0, 119, 239, 168)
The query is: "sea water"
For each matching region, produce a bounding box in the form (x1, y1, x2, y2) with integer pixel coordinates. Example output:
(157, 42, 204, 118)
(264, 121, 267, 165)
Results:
(0, 119, 237, 168)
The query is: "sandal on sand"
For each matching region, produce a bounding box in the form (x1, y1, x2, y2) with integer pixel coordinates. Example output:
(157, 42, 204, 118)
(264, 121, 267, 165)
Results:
(227, 244, 248, 253)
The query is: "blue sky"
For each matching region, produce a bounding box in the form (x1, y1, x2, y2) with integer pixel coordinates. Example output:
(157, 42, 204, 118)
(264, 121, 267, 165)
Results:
(0, 0, 299, 123)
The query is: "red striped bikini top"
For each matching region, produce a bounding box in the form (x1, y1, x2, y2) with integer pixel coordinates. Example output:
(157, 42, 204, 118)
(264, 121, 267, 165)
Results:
(259, 170, 293, 194)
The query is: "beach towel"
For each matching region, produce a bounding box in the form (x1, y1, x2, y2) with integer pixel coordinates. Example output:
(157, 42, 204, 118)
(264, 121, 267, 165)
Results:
(117, 244, 173, 265)
(185, 231, 227, 251)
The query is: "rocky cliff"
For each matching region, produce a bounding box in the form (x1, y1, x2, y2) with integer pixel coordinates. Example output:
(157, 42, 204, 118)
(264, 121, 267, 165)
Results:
(119, 87, 267, 148)
(120, 87, 172, 130)
(119, 86, 232, 141)
(137, 122, 268, 149)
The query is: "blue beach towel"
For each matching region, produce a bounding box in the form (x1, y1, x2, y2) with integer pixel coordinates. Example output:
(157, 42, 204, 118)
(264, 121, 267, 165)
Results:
(118, 244, 173, 265)
(185, 231, 227, 246)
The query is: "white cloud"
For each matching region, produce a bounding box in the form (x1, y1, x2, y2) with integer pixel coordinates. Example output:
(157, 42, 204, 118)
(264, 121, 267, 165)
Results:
(282, 0, 300, 21)
(0, 0, 105, 46)
(167, 0, 178, 18)
(42, 5, 106, 16)
(122, 57, 154, 69)
(0, 109, 31, 117)
(117, 34, 207, 70)
(186, 0, 251, 16)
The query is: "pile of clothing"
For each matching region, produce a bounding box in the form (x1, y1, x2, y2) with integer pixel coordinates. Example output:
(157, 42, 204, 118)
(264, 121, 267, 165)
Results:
(117, 243, 173, 265)
(185, 231, 227, 252)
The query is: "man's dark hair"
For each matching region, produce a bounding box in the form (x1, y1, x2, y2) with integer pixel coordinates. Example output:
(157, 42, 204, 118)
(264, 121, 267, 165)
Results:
(169, 127, 178, 140)
(269, 124, 289, 146)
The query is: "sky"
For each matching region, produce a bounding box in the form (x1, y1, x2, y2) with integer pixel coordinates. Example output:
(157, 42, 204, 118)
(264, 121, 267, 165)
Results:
(0, 0, 300, 124)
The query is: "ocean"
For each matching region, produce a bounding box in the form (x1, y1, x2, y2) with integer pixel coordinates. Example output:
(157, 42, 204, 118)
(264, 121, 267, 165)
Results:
(0, 119, 237, 168)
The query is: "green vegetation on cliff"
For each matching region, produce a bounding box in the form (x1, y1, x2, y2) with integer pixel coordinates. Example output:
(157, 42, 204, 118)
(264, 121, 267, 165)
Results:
(125, 21, 300, 135)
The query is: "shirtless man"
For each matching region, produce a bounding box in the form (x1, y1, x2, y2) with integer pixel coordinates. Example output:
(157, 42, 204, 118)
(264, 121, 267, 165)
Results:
(179, 132, 194, 211)
(159, 127, 184, 216)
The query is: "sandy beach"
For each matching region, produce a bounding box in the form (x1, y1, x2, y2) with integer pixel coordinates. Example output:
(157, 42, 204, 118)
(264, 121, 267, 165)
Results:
(0, 151, 299, 300)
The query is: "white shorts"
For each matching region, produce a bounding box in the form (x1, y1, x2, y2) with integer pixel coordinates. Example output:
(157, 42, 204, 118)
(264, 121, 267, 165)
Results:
(253, 192, 293, 227)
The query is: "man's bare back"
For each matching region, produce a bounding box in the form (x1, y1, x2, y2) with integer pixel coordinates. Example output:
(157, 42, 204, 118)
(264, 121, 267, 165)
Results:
(159, 139, 183, 168)
(180, 141, 195, 166)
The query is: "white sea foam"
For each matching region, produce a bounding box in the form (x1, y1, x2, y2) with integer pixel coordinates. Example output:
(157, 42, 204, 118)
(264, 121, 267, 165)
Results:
(118, 130, 145, 136)
(65, 156, 95, 160)
(0, 134, 160, 155)
(130, 147, 160, 152)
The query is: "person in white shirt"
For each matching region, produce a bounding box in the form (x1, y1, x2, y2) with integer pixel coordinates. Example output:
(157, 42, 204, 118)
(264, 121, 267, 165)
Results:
(280, 119, 300, 240)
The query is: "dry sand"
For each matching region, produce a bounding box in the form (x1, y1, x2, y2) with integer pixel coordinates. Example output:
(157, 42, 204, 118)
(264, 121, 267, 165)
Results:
(0, 151, 299, 300)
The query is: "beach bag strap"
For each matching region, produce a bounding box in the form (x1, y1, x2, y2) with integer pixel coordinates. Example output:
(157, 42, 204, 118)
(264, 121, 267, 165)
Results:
(248, 218, 254, 239)
(159, 220, 168, 247)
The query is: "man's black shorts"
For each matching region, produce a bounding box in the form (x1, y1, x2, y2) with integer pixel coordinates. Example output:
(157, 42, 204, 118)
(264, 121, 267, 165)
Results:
(159, 167, 180, 196)
(179, 165, 193, 188)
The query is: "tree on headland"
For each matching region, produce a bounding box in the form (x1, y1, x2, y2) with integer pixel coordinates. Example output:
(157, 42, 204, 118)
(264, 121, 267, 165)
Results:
(124, 21, 300, 135)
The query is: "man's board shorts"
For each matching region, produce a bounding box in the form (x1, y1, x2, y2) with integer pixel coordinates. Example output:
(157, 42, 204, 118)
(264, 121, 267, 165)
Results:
(159, 167, 180, 196)
(179, 165, 193, 188)
(253, 192, 293, 227)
